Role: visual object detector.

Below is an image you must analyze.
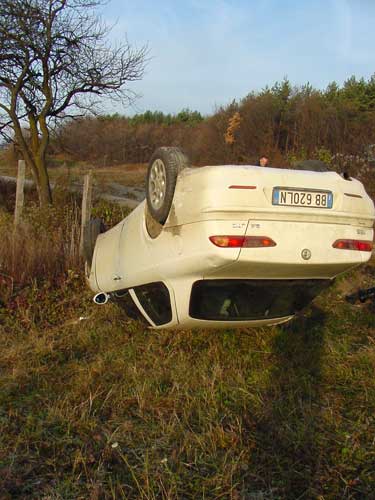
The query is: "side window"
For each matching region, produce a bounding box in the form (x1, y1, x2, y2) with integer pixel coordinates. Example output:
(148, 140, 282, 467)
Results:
(133, 282, 172, 326)
(112, 289, 148, 323)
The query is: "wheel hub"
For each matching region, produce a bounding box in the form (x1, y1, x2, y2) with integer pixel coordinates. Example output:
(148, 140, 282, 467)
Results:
(149, 159, 166, 210)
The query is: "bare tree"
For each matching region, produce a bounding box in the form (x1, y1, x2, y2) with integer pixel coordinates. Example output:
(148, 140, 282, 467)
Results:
(0, 0, 147, 206)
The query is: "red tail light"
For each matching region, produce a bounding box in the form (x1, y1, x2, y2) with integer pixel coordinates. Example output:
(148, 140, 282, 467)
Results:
(209, 235, 276, 248)
(332, 239, 373, 252)
(209, 236, 245, 247)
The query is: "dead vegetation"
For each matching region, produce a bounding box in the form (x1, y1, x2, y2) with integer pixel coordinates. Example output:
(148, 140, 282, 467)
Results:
(0, 178, 375, 498)
(1, 263, 375, 499)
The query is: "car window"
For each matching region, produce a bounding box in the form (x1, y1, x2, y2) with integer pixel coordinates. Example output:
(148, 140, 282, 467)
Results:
(133, 282, 172, 326)
(189, 279, 331, 321)
(112, 289, 148, 323)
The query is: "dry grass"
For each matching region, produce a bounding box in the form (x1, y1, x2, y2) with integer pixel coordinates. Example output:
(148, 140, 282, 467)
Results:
(1, 275, 375, 499)
(0, 182, 128, 302)
(1, 206, 80, 286)
(0, 154, 147, 190)
(0, 187, 375, 499)
(0, 197, 81, 296)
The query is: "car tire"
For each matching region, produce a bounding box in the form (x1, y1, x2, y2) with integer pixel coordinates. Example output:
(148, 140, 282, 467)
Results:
(83, 217, 105, 269)
(146, 147, 190, 224)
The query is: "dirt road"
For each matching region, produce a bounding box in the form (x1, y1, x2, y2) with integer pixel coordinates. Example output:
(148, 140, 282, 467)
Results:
(0, 175, 145, 209)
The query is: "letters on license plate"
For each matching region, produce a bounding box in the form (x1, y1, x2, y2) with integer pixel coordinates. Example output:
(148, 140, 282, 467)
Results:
(272, 188, 333, 208)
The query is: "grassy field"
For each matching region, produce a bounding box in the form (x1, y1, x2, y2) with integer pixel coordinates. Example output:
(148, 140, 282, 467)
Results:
(0, 155, 147, 190)
(1, 173, 375, 499)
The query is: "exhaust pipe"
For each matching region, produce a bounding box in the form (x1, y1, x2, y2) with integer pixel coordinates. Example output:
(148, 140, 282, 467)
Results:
(93, 292, 110, 305)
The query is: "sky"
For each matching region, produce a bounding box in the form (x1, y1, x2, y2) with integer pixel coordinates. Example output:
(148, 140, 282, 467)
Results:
(100, 0, 375, 116)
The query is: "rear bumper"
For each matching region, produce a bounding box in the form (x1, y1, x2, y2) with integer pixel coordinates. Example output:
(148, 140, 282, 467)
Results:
(203, 220, 372, 280)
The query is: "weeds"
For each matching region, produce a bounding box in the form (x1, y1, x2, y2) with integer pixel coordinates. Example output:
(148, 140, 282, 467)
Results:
(0, 185, 128, 296)
(0, 202, 81, 293)
(1, 269, 375, 498)
(0, 192, 375, 498)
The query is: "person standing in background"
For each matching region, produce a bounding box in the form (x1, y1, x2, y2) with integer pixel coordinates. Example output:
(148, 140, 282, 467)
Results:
(257, 155, 270, 167)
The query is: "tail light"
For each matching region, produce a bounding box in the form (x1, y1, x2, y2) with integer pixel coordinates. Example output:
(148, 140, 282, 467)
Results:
(209, 235, 276, 248)
(332, 239, 373, 252)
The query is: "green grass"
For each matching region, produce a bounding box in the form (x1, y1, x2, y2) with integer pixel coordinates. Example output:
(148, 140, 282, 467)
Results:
(1, 267, 375, 499)
(1, 182, 375, 498)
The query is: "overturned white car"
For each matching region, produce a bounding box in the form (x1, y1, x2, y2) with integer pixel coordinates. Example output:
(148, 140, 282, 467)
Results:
(84, 147, 375, 329)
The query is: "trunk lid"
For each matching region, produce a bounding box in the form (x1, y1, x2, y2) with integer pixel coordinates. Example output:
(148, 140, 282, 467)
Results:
(170, 165, 375, 228)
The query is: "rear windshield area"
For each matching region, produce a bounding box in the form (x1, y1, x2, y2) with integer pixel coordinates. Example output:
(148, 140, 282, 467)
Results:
(189, 279, 331, 321)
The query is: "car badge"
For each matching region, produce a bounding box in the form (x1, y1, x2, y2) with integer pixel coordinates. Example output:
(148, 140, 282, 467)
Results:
(301, 248, 312, 260)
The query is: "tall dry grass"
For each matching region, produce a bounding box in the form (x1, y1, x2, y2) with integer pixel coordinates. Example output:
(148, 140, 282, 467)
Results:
(0, 179, 129, 302)
(0, 179, 82, 293)
(0, 206, 81, 286)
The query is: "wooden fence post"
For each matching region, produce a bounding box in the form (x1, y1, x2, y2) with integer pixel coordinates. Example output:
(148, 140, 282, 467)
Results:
(80, 170, 93, 256)
(14, 160, 26, 226)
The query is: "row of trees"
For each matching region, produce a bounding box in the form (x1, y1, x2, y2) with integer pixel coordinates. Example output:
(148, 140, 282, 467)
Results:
(1, 2, 374, 207)
(55, 76, 375, 168)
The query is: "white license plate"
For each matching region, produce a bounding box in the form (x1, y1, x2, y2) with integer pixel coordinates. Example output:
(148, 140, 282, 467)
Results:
(272, 188, 333, 208)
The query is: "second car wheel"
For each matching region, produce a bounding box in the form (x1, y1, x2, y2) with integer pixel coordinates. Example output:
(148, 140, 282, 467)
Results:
(146, 147, 190, 224)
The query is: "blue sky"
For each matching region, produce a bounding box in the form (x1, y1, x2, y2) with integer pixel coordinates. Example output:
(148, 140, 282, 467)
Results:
(101, 0, 375, 115)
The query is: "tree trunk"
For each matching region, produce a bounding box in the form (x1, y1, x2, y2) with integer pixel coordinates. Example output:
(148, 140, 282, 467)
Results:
(25, 155, 53, 207)
(13, 118, 53, 207)
(35, 156, 53, 206)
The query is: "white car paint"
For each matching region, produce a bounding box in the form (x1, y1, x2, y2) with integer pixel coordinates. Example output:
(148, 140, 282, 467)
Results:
(87, 165, 375, 329)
